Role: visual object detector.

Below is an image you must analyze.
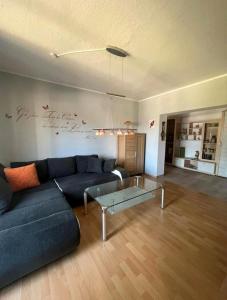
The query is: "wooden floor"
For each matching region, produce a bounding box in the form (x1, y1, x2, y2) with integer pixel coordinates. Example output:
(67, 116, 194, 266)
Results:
(1, 181, 227, 300)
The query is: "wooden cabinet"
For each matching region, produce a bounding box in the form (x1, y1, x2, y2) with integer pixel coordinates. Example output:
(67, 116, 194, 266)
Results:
(117, 133, 146, 175)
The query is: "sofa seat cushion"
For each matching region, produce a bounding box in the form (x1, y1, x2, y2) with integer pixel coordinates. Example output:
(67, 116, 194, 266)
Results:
(0, 182, 70, 232)
(55, 173, 119, 203)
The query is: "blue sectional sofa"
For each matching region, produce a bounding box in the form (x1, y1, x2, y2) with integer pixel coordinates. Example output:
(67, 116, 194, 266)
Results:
(0, 155, 126, 289)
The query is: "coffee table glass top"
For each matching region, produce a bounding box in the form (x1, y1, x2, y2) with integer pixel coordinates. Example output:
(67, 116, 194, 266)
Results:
(85, 176, 162, 215)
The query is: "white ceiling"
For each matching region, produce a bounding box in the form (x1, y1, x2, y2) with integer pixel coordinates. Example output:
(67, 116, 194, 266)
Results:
(0, 0, 227, 101)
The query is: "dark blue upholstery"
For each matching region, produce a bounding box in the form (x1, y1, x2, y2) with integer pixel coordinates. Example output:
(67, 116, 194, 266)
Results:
(55, 173, 120, 204)
(0, 163, 6, 180)
(48, 157, 75, 178)
(0, 181, 80, 289)
(0, 154, 127, 289)
(0, 178, 13, 215)
(87, 157, 103, 174)
(75, 155, 98, 173)
(103, 159, 116, 173)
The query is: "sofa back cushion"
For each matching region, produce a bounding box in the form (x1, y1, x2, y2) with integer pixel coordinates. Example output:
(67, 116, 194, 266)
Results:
(11, 160, 49, 183)
(4, 163, 40, 192)
(75, 155, 98, 173)
(48, 157, 75, 178)
(103, 159, 116, 173)
(0, 163, 6, 180)
(0, 177, 13, 215)
(87, 157, 103, 174)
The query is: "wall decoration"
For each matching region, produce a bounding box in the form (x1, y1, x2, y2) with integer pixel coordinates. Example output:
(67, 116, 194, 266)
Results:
(5, 113, 12, 119)
(161, 121, 166, 141)
(3, 104, 93, 136)
(42, 104, 49, 110)
(149, 120, 155, 128)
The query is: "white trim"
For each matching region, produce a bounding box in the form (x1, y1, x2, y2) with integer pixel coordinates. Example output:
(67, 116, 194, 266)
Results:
(1, 69, 226, 104)
(54, 179, 63, 193)
(0, 69, 138, 102)
(139, 73, 227, 102)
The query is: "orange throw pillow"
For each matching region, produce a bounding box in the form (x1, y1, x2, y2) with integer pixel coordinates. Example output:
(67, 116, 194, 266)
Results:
(4, 163, 40, 192)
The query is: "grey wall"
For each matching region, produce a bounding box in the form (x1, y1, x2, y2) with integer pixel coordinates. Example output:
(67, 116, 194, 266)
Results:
(0, 72, 138, 165)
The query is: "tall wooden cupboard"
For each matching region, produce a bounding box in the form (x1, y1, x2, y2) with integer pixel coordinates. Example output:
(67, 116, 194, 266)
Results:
(117, 133, 146, 175)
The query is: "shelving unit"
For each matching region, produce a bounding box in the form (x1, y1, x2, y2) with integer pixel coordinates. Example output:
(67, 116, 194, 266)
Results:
(177, 122, 203, 141)
(202, 122, 219, 161)
(172, 120, 220, 175)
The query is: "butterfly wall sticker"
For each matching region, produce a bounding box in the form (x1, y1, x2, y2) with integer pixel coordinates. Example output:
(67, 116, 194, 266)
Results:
(5, 113, 12, 119)
(149, 120, 155, 128)
(42, 105, 49, 110)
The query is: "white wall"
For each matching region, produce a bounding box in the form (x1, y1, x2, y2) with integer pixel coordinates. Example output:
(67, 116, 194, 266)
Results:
(139, 76, 227, 176)
(0, 72, 138, 165)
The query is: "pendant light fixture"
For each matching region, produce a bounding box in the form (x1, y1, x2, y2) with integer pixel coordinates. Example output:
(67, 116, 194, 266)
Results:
(50, 45, 137, 136)
(50, 45, 128, 98)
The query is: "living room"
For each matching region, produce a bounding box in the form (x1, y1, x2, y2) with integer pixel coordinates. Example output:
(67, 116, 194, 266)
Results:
(0, 1, 227, 299)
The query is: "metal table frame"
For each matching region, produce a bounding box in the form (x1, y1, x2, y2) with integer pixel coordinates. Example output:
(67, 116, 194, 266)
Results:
(84, 179, 165, 241)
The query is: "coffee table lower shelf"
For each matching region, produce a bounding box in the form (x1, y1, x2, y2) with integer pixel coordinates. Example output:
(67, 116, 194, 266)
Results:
(84, 178, 165, 241)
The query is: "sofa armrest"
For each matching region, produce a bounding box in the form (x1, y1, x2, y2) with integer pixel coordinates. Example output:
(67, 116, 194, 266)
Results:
(111, 167, 129, 180)
(0, 209, 80, 289)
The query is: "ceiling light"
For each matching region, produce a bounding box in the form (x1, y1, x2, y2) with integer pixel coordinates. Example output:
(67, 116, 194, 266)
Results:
(50, 45, 129, 98)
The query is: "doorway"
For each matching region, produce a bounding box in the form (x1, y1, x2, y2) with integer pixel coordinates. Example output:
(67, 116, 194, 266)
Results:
(165, 119, 175, 164)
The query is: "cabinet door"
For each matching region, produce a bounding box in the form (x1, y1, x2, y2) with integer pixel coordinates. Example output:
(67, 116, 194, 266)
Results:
(125, 135, 137, 174)
(173, 158, 184, 168)
(198, 161, 215, 174)
(218, 112, 227, 177)
(136, 134, 145, 174)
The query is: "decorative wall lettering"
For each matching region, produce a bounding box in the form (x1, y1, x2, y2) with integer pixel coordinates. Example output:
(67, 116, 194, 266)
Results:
(4, 104, 94, 137)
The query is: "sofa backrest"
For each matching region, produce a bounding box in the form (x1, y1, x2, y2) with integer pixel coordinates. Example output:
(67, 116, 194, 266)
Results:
(47, 157, 76, 179)
(0, 163, 6, 180)
(75, 155, 98, 173)
(10, 155, 99, 182)
(10, 160, 49, 183)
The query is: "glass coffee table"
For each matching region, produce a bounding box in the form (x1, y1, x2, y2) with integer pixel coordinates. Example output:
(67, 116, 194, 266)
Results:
(84, 176, 164, 241)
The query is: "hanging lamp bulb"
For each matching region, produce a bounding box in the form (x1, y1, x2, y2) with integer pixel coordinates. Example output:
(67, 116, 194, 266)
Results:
(99, 129, 105, 136)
